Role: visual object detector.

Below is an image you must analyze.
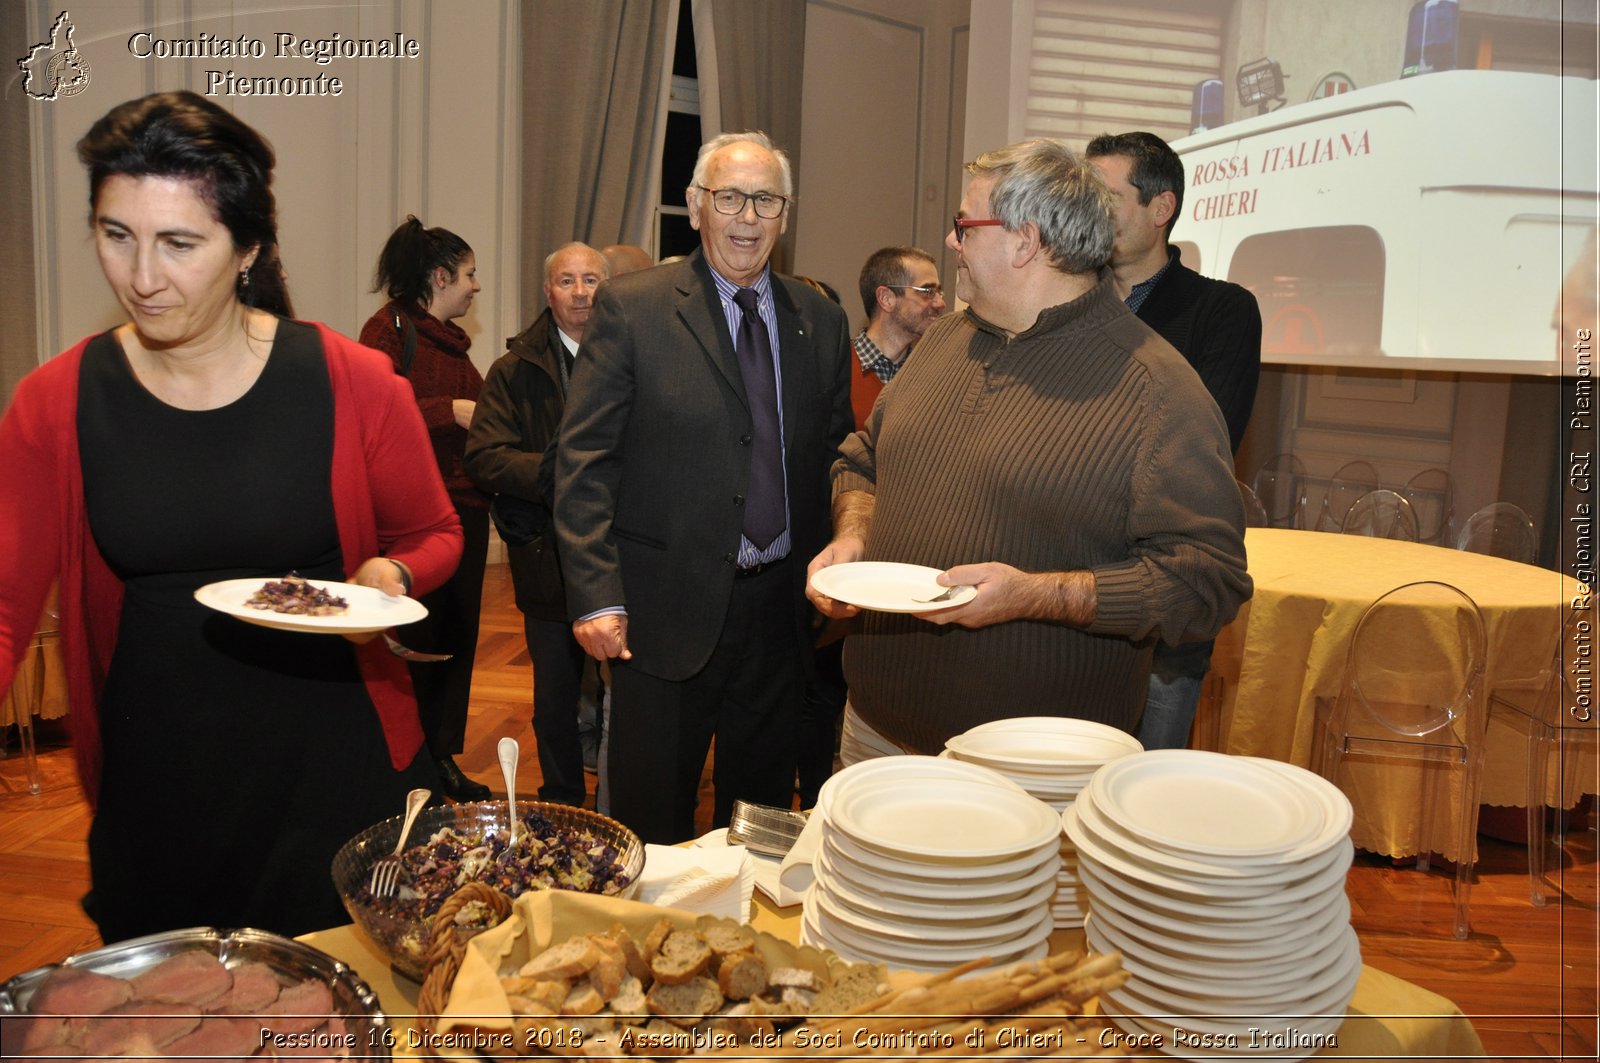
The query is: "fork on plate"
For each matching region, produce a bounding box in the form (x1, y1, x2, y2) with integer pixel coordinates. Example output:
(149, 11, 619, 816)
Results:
(367, 787, 431, 898)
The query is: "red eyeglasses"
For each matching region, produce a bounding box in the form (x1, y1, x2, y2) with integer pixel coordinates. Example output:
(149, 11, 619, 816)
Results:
(952, 217, 1004, 242)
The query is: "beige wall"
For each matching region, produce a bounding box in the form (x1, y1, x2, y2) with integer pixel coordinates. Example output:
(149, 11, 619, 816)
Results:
(792, 0, 971, 321)
(25, 0, 521, 378)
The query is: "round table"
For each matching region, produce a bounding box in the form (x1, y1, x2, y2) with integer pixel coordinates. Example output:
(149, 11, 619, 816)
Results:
(1215, 529, 1587, 861)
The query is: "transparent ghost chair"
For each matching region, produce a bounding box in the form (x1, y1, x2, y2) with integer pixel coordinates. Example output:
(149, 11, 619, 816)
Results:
(1318, 580, 1487, 939)
(1489, 602, 1599, 907)
(1236, 479, 1269, 528)
(1342, 488, 1420, 541)
(1315, 460, 1381, 533)
(1456, 502, 1538, 565)
(1402, 467, 1455, 546)
(1252, 453, 1309, 529)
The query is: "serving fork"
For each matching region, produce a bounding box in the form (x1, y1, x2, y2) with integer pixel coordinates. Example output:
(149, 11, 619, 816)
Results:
(367, 787, 431, 898)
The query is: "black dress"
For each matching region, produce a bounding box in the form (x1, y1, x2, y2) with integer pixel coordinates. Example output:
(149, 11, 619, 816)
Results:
(77, 321, 437, 942)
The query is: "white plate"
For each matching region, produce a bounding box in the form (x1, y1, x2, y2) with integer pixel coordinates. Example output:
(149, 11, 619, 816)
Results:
(812, 883, 1050, 943)
(1116, 929, 1362, 1013)
(815, 841, 1061, 900)
(809, 561, 977, 613)
(946, 728, 1143, 770)
(816, 854, 1058, 920)
(1088, 888, 1351, 964)
(194, 577, 426, 634)
(1084, 912, 1352, 987)
(816, 755, 1026, 818)
(1064, 805, 1301, 899)
(807, 888, 1054, 962)
(1087, 751, 1325, 859)
(821, 827, 1060, 881)
(826, 778, 1063, 861)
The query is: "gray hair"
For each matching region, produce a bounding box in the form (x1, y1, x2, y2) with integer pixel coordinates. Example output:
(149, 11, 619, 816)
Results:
(543, 241, 609, 282)
(688, 131, 794, 198)
(966, 139, 1114, 274)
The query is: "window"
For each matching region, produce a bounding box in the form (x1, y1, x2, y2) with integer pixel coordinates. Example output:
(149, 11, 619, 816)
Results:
(655, 3, 702, 260)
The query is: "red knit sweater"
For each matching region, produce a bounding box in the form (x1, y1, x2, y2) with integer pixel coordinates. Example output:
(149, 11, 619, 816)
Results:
(359, 300, 490, 510)
(0, 324, 463, 806)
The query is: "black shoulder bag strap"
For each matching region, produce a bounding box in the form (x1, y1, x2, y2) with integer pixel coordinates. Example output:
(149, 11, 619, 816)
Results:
(391, 309, 417, 376)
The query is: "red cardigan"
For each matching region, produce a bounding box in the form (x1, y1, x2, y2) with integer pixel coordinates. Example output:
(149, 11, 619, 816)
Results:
(0, 323, 463, 807)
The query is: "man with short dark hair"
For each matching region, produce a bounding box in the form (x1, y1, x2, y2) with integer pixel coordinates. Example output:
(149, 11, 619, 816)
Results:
(1086, 130, 1262, 749)
(555, 132, 853, 842)
(465, 242, 610, 806)
(850, 247, 946, 429)
(807, 138, 1250, 758)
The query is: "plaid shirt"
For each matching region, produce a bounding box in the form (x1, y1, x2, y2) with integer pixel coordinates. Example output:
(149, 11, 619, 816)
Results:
(853, 329, 900, 384)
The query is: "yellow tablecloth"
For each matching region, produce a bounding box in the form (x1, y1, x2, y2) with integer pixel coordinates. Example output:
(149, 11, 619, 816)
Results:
(1216, 529, 1589, 860)
(300, 891, 1485, 1060)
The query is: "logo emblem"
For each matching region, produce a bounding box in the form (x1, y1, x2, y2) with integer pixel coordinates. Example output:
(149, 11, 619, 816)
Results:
(18, 11, 92, 101)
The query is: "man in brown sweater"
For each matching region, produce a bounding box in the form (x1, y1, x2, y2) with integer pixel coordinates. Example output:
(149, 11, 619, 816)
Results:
(806, 138, 1252, 756)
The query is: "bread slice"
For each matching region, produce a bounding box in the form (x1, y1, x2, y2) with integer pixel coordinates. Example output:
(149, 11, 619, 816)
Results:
(501, 976, 572, 1013)
(641, 918, 675, 964)
(767, 966, 822, 992)
(702, 923, 756, 958)
(609, 973, 648, 1024)
(649, 930, 712, 986)
(519, 938, 601, 981)
(810, 962, 888, 1018)
(608, 922, 652, 983)
(645, 976, 722, 1028)
(587, 935, 627, 1000)
(715, 951, 769, 1001)
(560, 982, 606, 1017)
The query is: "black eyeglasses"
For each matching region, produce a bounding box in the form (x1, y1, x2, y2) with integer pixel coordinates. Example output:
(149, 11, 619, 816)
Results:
(952, 217, 1004, 242)
(885, 284, 944, 298)
(696, 185, 790, 220)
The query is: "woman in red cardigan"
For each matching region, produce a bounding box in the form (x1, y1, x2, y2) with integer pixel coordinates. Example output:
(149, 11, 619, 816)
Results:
(0, 91, 461, 941)
(358, 218, 493, 801)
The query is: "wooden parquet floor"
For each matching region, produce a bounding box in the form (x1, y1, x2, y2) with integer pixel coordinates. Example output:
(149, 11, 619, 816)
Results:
(1, 562, 1596, 1059)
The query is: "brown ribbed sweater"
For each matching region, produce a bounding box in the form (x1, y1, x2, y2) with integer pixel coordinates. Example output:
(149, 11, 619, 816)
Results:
(835, 275, 1251, 750)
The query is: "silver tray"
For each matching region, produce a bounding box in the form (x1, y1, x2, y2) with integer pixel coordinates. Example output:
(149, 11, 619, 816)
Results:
(0, 926, 391, 1059)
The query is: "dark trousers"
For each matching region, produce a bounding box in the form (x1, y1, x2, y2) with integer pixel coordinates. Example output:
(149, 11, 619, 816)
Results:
(524, 614, 588, 806)
(403, 502, 489, 755)
(607, 563, 803, 844)
(798, 637, 846, 809)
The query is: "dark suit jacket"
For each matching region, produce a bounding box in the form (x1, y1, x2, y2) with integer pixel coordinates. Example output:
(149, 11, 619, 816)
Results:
(553, 250, 854, 680)
(1136, 254, 1262, 454)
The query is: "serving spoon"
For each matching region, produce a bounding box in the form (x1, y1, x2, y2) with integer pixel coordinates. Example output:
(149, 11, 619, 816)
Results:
(498, 735, 520, 847)
(914, 584, 973, 604)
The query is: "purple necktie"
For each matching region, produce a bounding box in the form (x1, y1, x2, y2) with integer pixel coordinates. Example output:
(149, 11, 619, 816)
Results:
(732, 287, 785, 549)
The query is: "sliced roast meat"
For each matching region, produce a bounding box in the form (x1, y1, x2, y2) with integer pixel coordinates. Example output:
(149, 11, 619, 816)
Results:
(130, 950, 233, 1007)
(164, 1015, 262, 1059)
(259, 978, 335, 1036)
(207, 961, 283, 1013)
(79, 999, 204, 1054)
(3, 1014, 76, 1055)
(28, 966, 135, 1015)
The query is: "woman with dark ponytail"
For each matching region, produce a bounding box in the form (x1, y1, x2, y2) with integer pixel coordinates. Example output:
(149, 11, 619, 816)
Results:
(359, 217, 493, 801)
(0, 91, 462, 941)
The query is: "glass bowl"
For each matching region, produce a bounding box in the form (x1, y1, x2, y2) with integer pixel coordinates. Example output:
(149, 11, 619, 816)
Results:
(330, 801, 644, 982)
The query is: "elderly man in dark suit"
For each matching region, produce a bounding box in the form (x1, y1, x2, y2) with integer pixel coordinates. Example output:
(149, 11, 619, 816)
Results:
(554, 131, 854, 843)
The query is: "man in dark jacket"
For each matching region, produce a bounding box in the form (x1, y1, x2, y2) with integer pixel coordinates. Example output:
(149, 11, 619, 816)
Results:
(1087, 131, 1263, 749)
(464, 242, 610, 805)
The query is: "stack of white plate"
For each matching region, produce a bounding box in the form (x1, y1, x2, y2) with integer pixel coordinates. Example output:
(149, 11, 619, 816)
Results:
(1063, 750, 1359, 1060)
(944, 717, 1143, 928)
(799, 756, 1062, 973)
